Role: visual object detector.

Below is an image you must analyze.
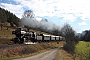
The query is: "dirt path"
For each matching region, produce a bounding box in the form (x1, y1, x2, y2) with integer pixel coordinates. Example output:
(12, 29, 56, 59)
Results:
(14, 47, 60, 60)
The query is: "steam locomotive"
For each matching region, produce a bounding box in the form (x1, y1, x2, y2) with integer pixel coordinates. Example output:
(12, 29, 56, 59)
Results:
(12, 28, 65, 44)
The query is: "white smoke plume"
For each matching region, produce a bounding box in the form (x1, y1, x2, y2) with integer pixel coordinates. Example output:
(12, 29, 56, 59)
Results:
(19, 17, 61, 32)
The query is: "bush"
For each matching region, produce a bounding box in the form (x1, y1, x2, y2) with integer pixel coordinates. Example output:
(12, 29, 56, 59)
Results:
(22, 45, 40, 54)
(63, 42, 75, 55)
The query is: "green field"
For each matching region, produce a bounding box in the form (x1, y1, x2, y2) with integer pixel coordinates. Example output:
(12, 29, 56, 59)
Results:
(75, 41, 90, 60)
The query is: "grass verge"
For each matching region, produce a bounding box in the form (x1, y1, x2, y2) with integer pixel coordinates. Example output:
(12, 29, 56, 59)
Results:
(75, 41, 90, 60)
(54, 47, 73, 60)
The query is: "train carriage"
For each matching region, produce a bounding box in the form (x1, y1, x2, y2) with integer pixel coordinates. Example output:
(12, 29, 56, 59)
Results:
(59, 36, 63, 40)
(36, 34, 43, 42)
(55, 36, 60, 41)
(51, 36, 56, 41)
(43, 34, 51, 42)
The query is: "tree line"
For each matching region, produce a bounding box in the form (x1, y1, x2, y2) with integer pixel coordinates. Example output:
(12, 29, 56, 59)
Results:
(0, 7, 20, 28)
(81, 30, 90, 41)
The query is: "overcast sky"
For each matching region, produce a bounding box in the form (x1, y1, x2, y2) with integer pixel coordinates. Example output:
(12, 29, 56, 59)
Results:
(0, 0, 90, 33)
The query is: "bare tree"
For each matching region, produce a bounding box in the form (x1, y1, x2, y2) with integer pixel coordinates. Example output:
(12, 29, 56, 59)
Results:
(61, 23, 75, 43)
(61, 23, 79, 55)
(22, 10, 35, 18)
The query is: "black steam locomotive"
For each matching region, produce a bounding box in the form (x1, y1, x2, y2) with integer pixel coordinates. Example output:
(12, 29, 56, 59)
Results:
(12, 28, 65, 44)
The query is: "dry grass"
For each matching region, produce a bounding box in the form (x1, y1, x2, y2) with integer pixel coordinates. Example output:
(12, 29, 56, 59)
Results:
(0, 41, 65, 60)
(0, 38, 13, 45)
(54, 48, 73, 60)
(54, 41, 80, 60)
(0, 28, 15, 39)
(0, 28, 15, 45)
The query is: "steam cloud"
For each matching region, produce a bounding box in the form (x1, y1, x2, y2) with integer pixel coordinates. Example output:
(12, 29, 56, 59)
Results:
(19, 17, 61, 32)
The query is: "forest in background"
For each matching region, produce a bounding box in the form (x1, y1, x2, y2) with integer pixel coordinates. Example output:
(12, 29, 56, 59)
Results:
(0, 7, 20, 28)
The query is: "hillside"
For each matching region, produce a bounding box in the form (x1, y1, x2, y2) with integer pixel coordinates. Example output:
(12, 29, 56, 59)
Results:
(0, 7, 20, 27)
(0, 7, 20, 44)
(0, 24, 51, 45)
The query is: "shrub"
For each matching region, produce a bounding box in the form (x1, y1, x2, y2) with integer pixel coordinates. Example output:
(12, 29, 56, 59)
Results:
(22, 45, 39, 54)
(63, 42, 75, 55)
